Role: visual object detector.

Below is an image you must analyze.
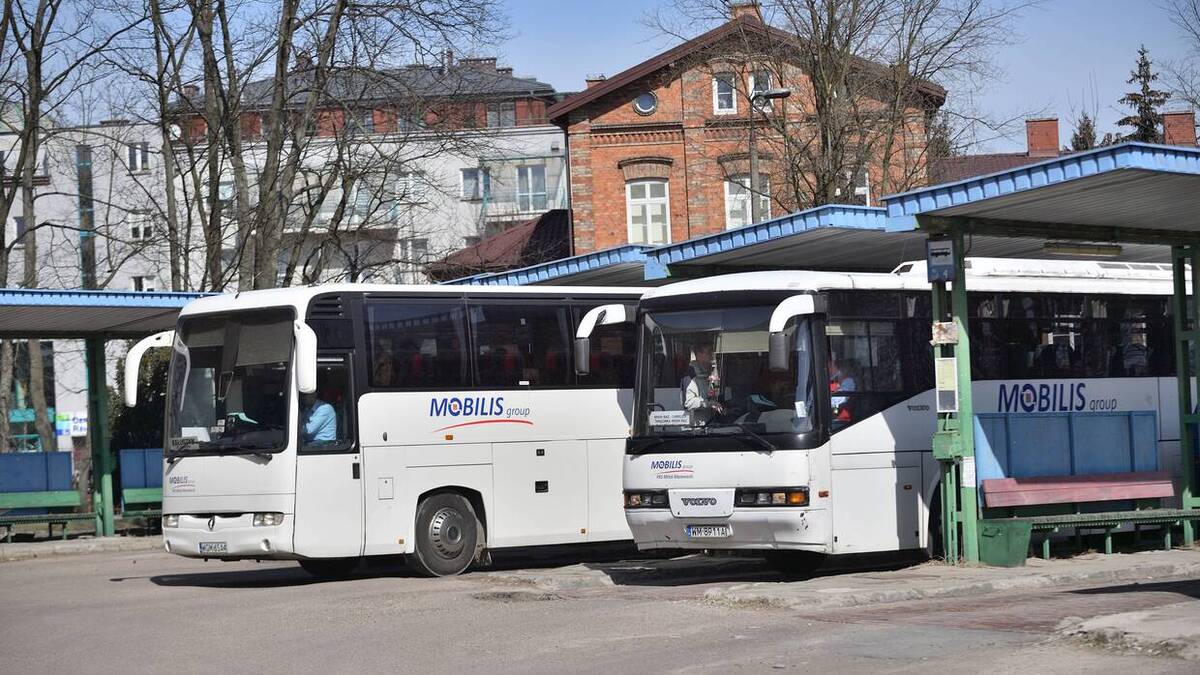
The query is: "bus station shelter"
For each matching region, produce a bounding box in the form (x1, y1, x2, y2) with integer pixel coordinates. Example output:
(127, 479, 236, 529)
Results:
(882, 142, 1200, 562)
(0, 288, 201, 537)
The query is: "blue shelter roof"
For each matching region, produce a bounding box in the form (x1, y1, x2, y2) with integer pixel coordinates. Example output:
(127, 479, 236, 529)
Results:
(0, 288, 206, 339)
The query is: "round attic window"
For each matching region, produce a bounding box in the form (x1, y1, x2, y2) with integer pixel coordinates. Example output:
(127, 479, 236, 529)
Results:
(633, 92, 658, 115)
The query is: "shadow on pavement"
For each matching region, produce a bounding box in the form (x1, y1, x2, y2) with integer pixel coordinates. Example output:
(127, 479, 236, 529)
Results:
(1068, 578, 1200, 600)
(579, 550, 928, 587)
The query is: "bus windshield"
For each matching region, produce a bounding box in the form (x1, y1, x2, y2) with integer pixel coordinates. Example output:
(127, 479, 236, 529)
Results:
(166, 309, 294, 455)
(633, 305, 816, 446)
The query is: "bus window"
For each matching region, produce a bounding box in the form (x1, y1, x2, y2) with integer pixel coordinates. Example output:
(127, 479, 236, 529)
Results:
(366, 301, 469, 389)
(300, 357, 354, 452)
(573, 304, 636, 388)
(470, 303, 572, 388)
(825, 320, 905, 432)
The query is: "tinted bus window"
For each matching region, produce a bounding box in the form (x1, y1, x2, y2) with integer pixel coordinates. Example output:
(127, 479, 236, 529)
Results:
(573, 304, 636, 387)
(366, 301, 470, 389)
(470, 303, 571, 387)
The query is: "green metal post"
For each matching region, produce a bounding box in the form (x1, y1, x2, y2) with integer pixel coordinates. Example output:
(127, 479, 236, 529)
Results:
(1173, 246, 1198, 546)
(932, 280, 960, 562)
(85, 337, 114, 537)
(949, 230, 980, 562)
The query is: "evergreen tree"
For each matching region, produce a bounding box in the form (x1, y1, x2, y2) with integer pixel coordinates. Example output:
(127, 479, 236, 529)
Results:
(1070, 112, 1097, 151)
(1117, 45, 1170, 142)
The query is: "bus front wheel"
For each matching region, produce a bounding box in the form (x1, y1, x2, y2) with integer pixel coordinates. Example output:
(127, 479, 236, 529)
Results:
(408, 492, 481, 577)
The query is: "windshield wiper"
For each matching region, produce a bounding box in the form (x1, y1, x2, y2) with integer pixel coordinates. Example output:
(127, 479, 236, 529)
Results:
(710, 422, 777, 452)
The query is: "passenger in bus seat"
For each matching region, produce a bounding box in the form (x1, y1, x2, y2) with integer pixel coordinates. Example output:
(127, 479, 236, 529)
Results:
(301, 389, 337, 443)
(372, 338, 396, 386)
(829, 358, 857, 424)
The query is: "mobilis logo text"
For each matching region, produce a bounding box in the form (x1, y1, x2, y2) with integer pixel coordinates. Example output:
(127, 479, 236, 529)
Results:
(997, 382, 1119, 413)
(650, 459, 694, 479)
(428, 395, 533, 432)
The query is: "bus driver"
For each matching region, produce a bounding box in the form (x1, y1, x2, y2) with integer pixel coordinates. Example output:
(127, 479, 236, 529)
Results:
(681, 339, 722, 425)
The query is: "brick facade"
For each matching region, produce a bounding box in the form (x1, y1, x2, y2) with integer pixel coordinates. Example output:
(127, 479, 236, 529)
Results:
(553, 15, 940, 254)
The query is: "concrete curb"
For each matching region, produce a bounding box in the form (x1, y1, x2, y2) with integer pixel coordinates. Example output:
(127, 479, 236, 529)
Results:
(482, 556, 767, 591)
(704, 556, 1200, 610)
(0, 536, 163, 562)
(1059, 602, 1200, 661)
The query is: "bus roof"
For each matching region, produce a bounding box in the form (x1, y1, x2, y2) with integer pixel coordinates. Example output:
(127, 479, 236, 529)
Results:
(642, 257, 1176, 301)
(177, 283, 648, 318)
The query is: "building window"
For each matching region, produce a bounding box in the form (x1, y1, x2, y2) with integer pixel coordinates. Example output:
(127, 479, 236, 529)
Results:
(713, 73, 737, 114)
(356, 110, 375, 134)
(131, 275, 156, 292)
(725, 174, 771, 229)
(749, 70, 773, 110)
(461, 168, 491, 200)
(13, 216, 26, 247)
(127, 142, 151, 172)
(129, 211, 154, 240)
(397, 171, 427, 203)
(516, 165, 547, 212)
(395, 238, 430, 284)
(486, 101, 516, 128)
(836, 168, 871, 206)
(633, 92, 658, 116)
(626, 179, 670, 245)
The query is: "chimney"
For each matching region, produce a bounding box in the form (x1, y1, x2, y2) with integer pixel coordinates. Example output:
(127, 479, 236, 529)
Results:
(99, 119, 130, 127)
(497, 66, 513, 76)
(585, 74, 607, 89)
(181, 84, 199, 103)
(461, 57, 498, 71)
(1164, 109, 1197, 147)
(1025, 117, 1059, 158)
(730, 1, 763, 22)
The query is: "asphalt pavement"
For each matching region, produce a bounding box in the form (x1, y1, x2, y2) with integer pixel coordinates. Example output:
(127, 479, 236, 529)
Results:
(3, 547, 1200, 673)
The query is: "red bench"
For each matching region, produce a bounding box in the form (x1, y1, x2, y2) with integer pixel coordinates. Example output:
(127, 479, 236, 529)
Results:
(980, 471, 1199, 558)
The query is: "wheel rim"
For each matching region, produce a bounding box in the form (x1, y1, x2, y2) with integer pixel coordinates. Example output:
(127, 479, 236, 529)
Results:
(428, 506, 467, 559)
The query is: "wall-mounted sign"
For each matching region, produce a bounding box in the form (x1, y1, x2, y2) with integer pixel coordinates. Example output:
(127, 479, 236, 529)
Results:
(926, 238, 956, 283)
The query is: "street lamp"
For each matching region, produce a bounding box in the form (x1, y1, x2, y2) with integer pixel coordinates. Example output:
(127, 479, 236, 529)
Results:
(749, 87, 791, 225)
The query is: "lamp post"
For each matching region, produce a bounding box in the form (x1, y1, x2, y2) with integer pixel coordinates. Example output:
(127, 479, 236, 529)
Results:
(748, 87, 791, 224)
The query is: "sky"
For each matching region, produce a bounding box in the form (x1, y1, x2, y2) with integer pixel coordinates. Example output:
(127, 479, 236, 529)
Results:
(497, 0, 1196, 152)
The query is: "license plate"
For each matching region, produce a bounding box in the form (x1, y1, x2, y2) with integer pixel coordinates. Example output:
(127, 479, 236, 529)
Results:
(685, 524, 731, 538)
(199, 541, 228, 554)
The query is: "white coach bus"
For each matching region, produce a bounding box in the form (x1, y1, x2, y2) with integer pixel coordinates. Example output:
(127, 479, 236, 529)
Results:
(604, 258, 1180, 575)
(125, 284, 642, 577)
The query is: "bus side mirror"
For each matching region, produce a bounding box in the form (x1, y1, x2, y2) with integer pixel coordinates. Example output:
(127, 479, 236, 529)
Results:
(574, 303, 635, 376)
(768, 332, 790, 372)
(294, 321, 318, 394)
(124, 330, 175, 407)
(767, 295, 816, 373)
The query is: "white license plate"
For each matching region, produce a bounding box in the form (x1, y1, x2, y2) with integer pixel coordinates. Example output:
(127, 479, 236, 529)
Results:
(685, 524, 731, 538)
(199, 541, 228, 554)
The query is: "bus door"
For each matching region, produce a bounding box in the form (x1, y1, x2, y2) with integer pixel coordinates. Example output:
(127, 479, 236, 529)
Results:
(293, 353, 364, 558)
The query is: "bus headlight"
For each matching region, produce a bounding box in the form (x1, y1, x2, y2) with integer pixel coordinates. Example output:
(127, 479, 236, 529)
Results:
(624, 491, 669, 509)
(162, 514, 179, 528)
(252, 512, 285, 527)
(735, 487, 808, 507)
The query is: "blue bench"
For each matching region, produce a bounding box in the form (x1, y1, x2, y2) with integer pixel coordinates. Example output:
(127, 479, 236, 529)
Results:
(974, 410, 1200, 562)
(118, 448, 163, 519)
(0, 452, 98, 542)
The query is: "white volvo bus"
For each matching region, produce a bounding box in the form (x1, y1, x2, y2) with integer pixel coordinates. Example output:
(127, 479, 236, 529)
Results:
(126, 284, 642, 577)
(610, 259, 1182, 574)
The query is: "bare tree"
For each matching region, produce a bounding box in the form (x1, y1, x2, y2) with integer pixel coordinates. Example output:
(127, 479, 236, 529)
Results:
(648, 0, 1035, 211)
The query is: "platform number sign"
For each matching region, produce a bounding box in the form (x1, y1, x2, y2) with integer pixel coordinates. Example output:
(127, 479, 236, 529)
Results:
(926, 238, 956, 283)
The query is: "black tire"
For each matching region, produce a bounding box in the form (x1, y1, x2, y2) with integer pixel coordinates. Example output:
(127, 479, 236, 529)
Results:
(407, 492, 481, 577)
(764, 551, 826, 580)
(299, 557, 359, 579)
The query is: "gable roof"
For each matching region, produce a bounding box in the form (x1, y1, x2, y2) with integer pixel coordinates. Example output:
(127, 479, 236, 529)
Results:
(547, 14, 945, 122)
(425, 209, 570, 281)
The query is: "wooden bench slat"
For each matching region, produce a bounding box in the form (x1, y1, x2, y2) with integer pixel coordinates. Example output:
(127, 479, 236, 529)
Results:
(981, 471, 1174, 508)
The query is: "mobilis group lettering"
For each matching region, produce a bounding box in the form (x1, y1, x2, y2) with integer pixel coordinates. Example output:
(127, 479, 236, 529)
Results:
(428, 395, 533, 432)
(650, 458, 694, 479)
(997, 382, 1118, 414)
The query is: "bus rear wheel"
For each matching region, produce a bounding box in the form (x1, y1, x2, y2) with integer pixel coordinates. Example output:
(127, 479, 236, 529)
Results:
(408, 492, 480, 577)
(764, 551, 825, 580)
(299, 557, 359, 579)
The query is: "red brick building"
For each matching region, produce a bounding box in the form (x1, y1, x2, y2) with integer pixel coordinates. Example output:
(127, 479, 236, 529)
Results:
(549, 3, 945, 254)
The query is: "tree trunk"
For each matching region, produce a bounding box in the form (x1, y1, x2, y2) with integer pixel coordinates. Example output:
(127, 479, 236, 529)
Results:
(0, 341, 13, 449)
(149, 0, 184, 290)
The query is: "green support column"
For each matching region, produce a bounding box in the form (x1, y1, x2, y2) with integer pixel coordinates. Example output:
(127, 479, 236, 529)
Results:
(1172, 246, 1199, 546)
(85, 337, 114, 537)
(949, 230, 980, 562)
(931, 282, 960, 561)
